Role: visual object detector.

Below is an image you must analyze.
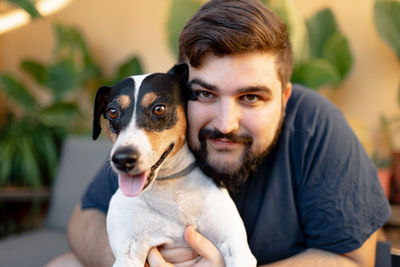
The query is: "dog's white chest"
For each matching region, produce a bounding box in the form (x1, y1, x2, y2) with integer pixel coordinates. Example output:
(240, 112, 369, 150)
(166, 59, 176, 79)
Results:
(106, 170, 257, 267)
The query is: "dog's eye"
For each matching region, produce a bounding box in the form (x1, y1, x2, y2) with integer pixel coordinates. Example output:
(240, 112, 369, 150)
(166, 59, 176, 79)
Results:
(107, 108, 119, 119)
(153, 105, 166, 116)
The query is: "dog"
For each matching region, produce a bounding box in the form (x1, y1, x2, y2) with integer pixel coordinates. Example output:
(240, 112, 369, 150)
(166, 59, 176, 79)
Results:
(92, 63, 257, 267)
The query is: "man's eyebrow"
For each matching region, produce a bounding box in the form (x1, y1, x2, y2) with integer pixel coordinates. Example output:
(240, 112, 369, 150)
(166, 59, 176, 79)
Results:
(189, 78, 273, 95)
(189, 79, 219, 92)
(236, 86, 273, 95)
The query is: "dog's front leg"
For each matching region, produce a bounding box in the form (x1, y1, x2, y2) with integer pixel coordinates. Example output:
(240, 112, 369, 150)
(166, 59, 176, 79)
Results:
(110, 237, 150, 267)
(197, 188, 257, 267)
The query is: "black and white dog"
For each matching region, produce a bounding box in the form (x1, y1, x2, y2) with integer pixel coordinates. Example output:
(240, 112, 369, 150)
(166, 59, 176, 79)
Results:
(92, 64, 256, 267)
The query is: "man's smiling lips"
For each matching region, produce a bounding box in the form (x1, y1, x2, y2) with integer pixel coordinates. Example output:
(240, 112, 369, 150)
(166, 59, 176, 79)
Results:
(208, 137, 241, 150)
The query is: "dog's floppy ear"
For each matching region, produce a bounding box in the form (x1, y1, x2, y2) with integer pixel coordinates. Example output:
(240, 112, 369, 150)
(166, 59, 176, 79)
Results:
(167, 63, 196, 101)
(168, 63, 188, 81)
(92, 86, 111, 140)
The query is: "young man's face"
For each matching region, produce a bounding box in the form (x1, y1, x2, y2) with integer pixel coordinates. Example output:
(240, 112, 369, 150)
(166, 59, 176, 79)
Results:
(187, 52, 292, 190)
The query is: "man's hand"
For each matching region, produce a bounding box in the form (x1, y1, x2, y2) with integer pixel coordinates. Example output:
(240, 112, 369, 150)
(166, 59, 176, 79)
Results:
(146, 226, 225, 267)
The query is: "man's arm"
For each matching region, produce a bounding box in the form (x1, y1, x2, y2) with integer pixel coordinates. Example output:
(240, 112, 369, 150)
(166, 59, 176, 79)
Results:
(67, 202, 115, 267)
(263, 231, 377, 267)
(150, 228, 377, 267)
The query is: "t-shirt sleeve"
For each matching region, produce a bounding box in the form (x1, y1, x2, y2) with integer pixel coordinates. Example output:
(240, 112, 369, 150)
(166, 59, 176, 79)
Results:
(297, 108, 391, 254)
(81, 161, 118, 214)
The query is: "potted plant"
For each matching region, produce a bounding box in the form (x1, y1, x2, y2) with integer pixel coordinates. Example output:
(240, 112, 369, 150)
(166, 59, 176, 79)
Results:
(373, 0, 400, 202)
(0, 22, 144, 237)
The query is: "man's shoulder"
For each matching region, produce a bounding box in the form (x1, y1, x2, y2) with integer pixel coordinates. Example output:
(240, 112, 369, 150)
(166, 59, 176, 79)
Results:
(285, 84, 342, 133)
(289, 84, 338, 114)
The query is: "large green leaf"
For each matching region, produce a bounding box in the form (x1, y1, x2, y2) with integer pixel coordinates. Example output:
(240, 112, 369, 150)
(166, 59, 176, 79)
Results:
(32, 129, 58, 182)
(6, 0, 40, 18)
(45, 59, 81, 100)
(322, 32, 353, 80)
(291, 59, 341, 89)
(306, 8, 338, 58)
(167, 0, 202, 59)
(54, 24, 89, 58)
(374, 0, 400, 60)
(18, 137, 41, 187)
(0, 141, 14, 186)
(116, 56, 144, 80)
(53, 24, 101, 84)
(38, 102, 80, 127)
(265, 0, 310, 63)
(0, 74, 36, 109)
(20, 60, 47, 85)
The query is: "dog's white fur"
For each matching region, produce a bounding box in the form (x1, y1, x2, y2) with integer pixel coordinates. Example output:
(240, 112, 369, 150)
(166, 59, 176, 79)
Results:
(105, 74, 257, 267)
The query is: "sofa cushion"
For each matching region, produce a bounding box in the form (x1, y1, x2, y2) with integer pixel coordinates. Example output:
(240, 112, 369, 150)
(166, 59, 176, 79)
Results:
(0, 228, 68, 267)
(45, 136, 111, 230)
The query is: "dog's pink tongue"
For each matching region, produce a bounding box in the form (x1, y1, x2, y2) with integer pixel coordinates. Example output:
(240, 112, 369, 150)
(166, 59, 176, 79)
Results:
(118, 173, 147, 197)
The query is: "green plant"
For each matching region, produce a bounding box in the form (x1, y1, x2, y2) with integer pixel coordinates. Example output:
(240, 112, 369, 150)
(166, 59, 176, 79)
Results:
(5, 0, 40, 18)
(374, 0, 400, 60)
(373, 0, 400, 160)
(0, 23, 144, 188)
(166, 0, 353, 90)
(166, 0, 203, 58)
(263, 0, 353, 90)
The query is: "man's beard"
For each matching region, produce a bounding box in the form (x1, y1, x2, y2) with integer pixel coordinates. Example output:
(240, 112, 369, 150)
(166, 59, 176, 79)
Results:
(189, 111, 284, 193)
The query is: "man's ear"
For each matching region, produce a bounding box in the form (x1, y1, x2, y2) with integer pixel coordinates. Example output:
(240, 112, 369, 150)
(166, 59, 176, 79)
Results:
(92, 86, 111, 140)
(168, 63, 196, 101)
(283, 82, 292, 108)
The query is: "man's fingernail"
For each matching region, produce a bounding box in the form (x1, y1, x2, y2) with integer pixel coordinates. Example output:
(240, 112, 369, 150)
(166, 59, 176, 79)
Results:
(185, 225, 196, 241)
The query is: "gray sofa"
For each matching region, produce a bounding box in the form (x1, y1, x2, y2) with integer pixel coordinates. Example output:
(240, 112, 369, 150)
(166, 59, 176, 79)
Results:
(0, 136, 111, 267)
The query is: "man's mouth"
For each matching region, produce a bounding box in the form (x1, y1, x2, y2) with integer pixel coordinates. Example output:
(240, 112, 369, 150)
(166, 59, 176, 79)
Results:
(199, 128, 253, 144)
(208, 138, 240, 150)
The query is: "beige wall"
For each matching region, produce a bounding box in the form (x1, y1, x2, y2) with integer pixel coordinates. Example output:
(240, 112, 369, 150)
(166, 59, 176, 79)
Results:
(1, 0, 399, 154)
(295, 0, 400, 154)
(0, 0, 175, 75)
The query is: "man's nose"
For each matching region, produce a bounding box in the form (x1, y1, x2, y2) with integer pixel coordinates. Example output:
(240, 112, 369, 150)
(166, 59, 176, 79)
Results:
(213, 99, 240, 134)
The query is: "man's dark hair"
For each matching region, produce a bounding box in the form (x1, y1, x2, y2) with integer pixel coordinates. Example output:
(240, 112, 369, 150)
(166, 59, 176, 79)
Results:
(178, 0, 293, 88)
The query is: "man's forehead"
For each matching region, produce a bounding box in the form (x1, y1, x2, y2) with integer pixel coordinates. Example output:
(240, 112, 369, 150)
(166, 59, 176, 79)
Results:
(188, 52, 281, 91)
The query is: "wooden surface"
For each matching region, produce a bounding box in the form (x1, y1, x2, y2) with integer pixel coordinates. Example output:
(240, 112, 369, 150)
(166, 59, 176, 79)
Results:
(0, 187, 50, 201)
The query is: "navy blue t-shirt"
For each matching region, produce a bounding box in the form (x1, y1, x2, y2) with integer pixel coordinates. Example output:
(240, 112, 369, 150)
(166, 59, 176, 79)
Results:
(82, 84, 391, 264)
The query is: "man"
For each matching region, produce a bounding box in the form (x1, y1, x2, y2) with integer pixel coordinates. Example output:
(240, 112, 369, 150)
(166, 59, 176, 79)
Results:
(66, 0, 390, 266)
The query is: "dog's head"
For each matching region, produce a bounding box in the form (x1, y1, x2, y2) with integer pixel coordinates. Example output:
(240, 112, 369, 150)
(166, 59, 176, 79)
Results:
(92, 63, 193, 197)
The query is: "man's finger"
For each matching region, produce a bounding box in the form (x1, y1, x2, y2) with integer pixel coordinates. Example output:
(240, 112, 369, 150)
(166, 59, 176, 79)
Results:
(158, 246, 198, 263)
(147, 247, 174, 267)
(184, 226, 224, 265)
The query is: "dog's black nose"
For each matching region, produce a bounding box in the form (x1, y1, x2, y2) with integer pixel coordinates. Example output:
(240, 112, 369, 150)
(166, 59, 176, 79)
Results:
(112, 147, 139, 172)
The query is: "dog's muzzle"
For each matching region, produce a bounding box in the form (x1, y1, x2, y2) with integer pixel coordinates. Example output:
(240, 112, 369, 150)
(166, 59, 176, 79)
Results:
(112, 147, 139, 172)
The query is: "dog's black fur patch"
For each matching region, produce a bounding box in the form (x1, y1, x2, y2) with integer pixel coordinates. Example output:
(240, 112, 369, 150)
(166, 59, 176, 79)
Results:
(136, 74, 183, 132)
(92, 63, 193, 140)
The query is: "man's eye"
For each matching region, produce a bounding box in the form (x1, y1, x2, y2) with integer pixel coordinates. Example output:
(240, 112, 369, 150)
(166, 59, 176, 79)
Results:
(196, 90, 214, 99)
(241, 94, 260, 104)
(107, 108, 119, 119)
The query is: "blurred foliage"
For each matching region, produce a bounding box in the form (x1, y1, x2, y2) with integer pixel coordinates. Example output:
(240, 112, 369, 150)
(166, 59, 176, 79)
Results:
(0, 24, 143, 188)
(263, 0, 353, 89)
(5, 0, 40, 18)
(374, 0, 400, 60)
(373, 0, 400, 159)
(166, 0, 353, 90)
(166, 0, 203, 58)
